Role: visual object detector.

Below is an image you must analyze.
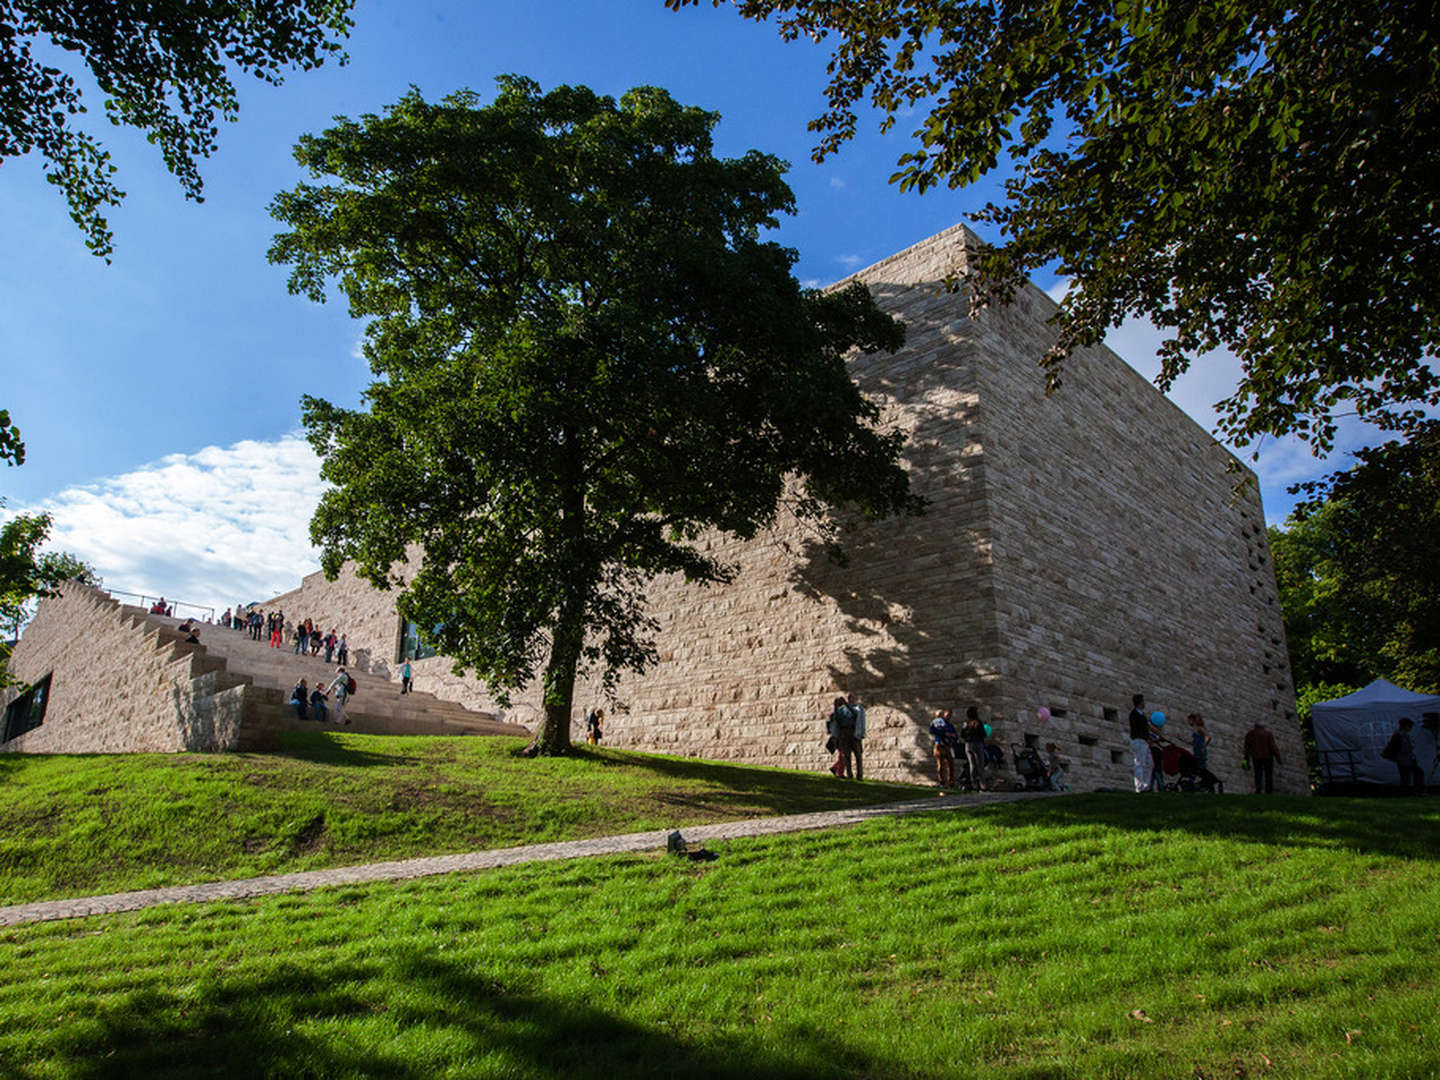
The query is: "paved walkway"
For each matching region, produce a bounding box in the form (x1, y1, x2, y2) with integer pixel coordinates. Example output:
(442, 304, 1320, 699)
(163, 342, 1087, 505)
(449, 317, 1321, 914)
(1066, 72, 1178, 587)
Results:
(0, 790, 1047, 928)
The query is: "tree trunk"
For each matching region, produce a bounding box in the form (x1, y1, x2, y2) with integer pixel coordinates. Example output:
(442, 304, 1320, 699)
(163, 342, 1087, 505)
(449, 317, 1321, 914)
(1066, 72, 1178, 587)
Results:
(528, 603, 584, 756)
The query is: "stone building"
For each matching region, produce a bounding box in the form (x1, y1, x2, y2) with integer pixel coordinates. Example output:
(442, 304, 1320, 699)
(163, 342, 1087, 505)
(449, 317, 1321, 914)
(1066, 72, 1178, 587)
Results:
(259, 224, 1303, 791)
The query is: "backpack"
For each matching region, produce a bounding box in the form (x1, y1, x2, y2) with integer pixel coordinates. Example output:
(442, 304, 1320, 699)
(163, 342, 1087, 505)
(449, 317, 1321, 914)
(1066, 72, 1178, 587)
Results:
(833, 703, 856, 733)
(347, 676, 357, 695)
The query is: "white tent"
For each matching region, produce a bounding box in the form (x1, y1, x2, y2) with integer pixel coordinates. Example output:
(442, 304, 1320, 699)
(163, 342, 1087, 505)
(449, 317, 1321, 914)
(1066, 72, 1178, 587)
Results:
(1311, 678, 1440, 786)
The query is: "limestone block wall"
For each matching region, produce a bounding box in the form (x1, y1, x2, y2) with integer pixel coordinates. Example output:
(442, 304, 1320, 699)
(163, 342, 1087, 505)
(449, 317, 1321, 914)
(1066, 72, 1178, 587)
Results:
(261, 223, 1300, 789)
(266, 563, 410, 680)
(2, 582, 248, 753)
(965, 277, 1301, 791)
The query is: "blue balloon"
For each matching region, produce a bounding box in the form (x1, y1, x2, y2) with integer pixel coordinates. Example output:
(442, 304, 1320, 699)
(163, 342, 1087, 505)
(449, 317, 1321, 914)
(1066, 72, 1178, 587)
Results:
(1150, 710, 1166, 727)
(983, 723, 993, 738)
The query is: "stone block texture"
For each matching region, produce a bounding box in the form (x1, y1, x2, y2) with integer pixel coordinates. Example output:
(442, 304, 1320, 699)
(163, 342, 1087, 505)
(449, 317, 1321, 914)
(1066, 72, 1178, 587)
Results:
(1, 581, 525, 754)
(2, 582, 248, 753)
(264, 224, 1300, 790)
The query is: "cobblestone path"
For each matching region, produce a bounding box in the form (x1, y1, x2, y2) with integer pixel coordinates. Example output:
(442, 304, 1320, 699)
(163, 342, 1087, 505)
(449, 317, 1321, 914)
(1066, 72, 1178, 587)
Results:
(0, 790, 1048, 928)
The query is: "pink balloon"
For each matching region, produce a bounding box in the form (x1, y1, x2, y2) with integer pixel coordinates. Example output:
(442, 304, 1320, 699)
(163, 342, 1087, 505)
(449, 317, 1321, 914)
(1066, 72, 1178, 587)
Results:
(1036, 707, 1051, 724)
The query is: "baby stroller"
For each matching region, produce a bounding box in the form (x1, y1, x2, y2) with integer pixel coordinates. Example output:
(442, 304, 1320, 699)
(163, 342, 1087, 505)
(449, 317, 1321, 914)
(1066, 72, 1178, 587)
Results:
(1011, 744, 1054, 791)
(1158, 742, 1224, 793)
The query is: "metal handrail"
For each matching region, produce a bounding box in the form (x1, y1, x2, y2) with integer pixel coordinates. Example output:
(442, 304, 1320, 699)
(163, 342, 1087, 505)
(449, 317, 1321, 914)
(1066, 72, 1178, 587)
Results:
(107, 589, 215, 624)
(1316, 748, 1360, 783)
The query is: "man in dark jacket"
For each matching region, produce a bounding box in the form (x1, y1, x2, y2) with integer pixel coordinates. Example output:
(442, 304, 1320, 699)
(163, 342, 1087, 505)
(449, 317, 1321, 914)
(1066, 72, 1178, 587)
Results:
(1243, 720, 1282, 794)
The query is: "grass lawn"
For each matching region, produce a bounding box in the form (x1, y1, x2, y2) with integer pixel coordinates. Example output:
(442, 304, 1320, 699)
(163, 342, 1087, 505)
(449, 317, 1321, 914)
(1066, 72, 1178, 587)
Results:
(1, 794, 1436, 1078)
(0, 733, 920, 904)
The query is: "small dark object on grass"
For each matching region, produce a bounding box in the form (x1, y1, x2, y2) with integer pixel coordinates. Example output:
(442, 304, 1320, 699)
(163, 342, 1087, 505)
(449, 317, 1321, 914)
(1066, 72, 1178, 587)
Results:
(667, 830, 719, 862)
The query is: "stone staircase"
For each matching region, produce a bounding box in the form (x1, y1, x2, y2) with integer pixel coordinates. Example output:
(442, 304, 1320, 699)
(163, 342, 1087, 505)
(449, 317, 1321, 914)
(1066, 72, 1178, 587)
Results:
(122, 607, 529, 750)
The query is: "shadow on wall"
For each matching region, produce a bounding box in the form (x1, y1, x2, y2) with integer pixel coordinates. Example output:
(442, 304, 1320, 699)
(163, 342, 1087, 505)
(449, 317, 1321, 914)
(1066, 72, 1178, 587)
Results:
(785, 278, 1004, 766)
(39, 943, 894, 1078)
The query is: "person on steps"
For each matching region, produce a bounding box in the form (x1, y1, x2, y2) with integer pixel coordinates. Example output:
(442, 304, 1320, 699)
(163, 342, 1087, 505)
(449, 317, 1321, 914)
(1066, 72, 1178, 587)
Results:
(329, 668, 352, 726)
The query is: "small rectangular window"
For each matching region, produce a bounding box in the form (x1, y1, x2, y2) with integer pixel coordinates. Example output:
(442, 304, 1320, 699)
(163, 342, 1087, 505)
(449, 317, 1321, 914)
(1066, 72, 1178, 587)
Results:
(1102, 707, 1119, 724)
(1078, 734, 1098, 747)
(398, 618, 440, 663)
(1109, 749, 1125, 764)
(1049, 707, 1068, 719)
(2, 673, 52, 743)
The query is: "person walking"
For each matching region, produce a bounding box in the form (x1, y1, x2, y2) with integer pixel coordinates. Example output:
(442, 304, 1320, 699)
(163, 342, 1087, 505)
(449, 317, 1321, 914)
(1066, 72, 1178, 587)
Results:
(844, 692, 867, 780)
(337, 634, 349, 667)
(1128, 693, 1153, 793)
(1242, 720, 1282, 794)
(962, 706, 987, 791)
(400, 660, 413, 695)
(585, 707, 605, 745)
(329, 668, 352, 726)
(827, 694, 863, 780)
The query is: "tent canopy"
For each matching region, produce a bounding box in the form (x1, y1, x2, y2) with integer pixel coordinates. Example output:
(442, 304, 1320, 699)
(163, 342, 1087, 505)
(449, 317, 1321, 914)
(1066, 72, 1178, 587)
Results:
(1311, 678, 1440, 785)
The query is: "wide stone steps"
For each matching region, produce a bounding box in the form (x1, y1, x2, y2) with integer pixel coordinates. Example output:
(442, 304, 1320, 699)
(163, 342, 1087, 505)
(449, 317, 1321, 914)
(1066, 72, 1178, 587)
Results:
(122, 607, 527, 745)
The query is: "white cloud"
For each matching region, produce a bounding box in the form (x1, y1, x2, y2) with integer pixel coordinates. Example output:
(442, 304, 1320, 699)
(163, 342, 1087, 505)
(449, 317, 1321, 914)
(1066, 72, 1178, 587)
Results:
(829, 177, 846, 190)
(835, 253, 863, 269)
(21, 435, 328, 617)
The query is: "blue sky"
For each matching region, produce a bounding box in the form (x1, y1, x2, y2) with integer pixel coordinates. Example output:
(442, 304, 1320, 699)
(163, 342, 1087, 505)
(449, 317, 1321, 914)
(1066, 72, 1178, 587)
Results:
(0, 0, 1370, 612)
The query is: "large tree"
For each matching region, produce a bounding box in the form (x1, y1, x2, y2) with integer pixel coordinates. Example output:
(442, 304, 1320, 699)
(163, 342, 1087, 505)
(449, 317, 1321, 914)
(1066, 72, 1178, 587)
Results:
(269, 79, 919, 754)
(670, 0, 1440, 454)
(1270, 421, 1440, 693)
(1, 0, 354, 257)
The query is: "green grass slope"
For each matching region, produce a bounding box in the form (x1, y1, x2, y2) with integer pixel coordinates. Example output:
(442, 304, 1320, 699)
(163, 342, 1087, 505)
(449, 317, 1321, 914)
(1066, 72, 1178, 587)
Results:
(0, 733, 918, 904)
(1, 795, 1436, 1078)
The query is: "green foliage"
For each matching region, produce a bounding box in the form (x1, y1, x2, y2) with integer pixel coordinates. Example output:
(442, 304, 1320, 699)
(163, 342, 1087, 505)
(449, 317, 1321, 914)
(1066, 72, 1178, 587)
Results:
(0, 733, 914, 903)
(270, 79, 919, 754)
(671, 0, 1440, 454)
(0, 0, 354, 257)
(0, 407, 49, 683)
(0, 408, 22, 467)
(1, 796, 1437, 1078)
(1273, 422, 1440, 693)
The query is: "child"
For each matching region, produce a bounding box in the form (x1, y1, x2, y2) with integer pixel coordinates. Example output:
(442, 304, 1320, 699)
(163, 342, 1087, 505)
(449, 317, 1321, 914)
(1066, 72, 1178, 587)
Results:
(1044, 742, 1069, 791)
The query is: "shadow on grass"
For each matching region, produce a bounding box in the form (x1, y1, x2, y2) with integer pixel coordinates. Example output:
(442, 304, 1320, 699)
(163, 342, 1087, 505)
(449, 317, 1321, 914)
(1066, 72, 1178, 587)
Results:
(572, 745, 916, 801)
(272, 731, 432, 769)
(44, 950, 872, 1080)
(972, 791, 1440, 862)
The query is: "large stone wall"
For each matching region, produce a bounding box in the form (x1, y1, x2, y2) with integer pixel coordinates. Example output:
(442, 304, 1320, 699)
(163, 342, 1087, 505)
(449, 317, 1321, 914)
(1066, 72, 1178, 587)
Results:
(2, 582, 248, 753)
(964, 266, 1300, 789)
(264, 224, 1302, 790)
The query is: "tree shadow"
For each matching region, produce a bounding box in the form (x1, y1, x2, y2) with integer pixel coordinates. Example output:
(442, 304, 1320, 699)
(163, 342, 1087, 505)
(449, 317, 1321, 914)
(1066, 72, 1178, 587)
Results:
(780, 278, 1006, 777)
(41, 949, 885, 1079)
(572, 746, 919, 807)
(270, 731, 429, 769)
(966, 791, 1440, 863)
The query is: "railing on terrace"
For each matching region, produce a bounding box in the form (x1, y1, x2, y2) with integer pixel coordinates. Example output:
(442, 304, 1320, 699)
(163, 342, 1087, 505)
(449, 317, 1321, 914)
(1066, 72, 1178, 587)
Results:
(106, 589, 216, 625)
